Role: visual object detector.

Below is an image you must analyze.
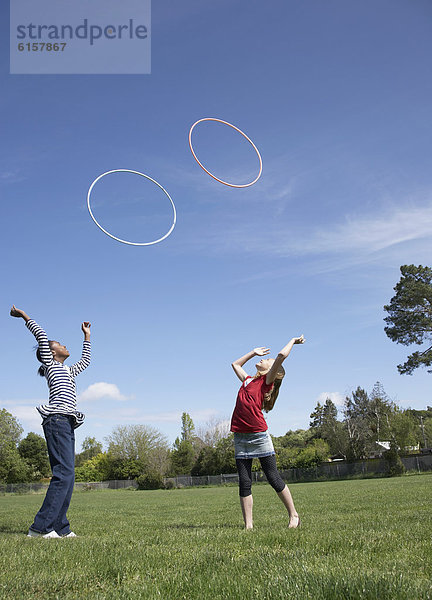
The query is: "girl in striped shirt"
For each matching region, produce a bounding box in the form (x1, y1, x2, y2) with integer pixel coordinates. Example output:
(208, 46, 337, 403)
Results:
(10, 305, 91, 538)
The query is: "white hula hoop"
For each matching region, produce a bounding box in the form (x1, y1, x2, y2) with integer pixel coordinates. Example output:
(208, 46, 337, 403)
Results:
(188, 118, 263, 188)
(86, 169, 177, 246)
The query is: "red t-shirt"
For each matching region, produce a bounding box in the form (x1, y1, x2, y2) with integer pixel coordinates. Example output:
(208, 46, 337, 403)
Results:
(230, 375, 274, 433)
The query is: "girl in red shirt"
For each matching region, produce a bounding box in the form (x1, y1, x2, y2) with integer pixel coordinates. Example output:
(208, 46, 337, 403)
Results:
(230, 336, 304, 529)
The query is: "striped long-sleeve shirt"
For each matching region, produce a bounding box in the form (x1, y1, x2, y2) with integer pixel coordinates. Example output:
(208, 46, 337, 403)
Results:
(26, 319, 91, 429)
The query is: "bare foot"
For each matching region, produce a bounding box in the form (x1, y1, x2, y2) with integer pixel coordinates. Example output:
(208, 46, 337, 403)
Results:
(288, 514, 301, 529)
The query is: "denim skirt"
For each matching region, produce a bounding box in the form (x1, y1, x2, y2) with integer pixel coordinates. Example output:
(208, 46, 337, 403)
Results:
(234, 431, 275, 459)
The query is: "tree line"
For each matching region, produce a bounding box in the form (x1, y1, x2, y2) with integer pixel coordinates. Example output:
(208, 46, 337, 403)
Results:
(1, 390, 431, 486)
(1, 264, 431, 485)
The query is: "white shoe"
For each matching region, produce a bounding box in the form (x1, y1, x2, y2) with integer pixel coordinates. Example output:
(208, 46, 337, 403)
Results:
(43, 531, 61, 538)
(62, 532, 77, 538)
(27, 529, 61, 538)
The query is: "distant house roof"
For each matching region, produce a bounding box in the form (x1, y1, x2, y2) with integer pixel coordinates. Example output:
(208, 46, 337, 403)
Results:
(375, 441, 391, 451)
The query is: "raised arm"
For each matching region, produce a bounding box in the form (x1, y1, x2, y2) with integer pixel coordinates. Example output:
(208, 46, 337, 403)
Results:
(10, 305, 54, 366)
(10, 305, 30, 323)
(266, 335, 305, 385)
(231, 347, 270, 382)
(69, 322, 91, 376)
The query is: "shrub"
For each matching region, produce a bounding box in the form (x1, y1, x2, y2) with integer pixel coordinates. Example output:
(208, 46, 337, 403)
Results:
(74, 453, 110, 482)
(294, 439, 330, 468)
(136, 472, 164, 490)
(0, 441, 30, 483)
(384, 447, 406, 477)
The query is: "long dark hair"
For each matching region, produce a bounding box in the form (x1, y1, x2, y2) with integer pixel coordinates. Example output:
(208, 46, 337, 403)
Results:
(35, 344, 54, 377)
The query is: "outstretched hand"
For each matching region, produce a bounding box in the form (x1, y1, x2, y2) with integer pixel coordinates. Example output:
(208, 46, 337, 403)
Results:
(253, 347, 270, 356)
(293, 335, 305, 344)
(10, 305, 29, 321)
(81, 322, 91, 337)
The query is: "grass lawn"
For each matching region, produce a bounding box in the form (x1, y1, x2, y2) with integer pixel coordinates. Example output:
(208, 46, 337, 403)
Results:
(0, 474, 431, 599)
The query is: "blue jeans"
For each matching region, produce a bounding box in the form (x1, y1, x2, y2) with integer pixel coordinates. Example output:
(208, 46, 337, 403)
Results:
(30, 414, 75, 536)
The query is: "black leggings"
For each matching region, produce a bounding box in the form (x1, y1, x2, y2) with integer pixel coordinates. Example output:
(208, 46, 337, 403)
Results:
(236, 455, 286, 497)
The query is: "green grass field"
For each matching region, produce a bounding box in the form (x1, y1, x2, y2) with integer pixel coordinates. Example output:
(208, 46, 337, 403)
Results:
(0, 474, 431, 599)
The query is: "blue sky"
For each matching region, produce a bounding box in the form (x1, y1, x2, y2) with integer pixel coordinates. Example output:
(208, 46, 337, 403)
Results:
(1, 0, 432, 451)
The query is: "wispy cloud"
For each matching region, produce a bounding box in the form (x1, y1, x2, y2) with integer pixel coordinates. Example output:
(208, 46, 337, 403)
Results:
(162, 150, 299, 206)
(0, 171, 17, 180)
(230, 202, 432, 257)
(181, 198, 432, 276)
(293, 203, 432, 256)
(0, 169, 26, 184)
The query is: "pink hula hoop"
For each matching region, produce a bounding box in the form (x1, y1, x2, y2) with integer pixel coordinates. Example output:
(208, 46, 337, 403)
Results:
(188, 118, 263, 188)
